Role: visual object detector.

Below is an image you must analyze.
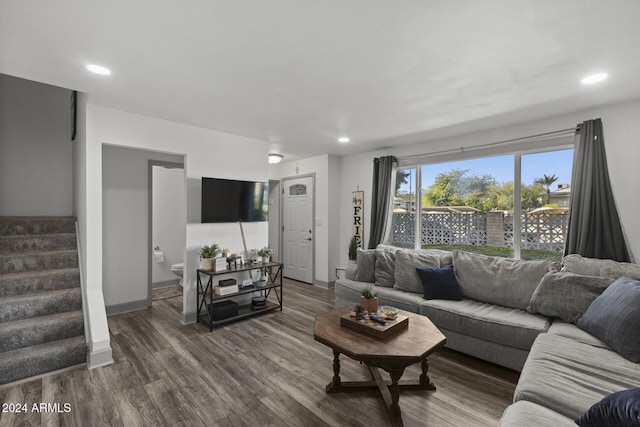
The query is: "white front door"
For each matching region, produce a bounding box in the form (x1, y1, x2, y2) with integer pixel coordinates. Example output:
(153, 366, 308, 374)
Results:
(282, 176, 314, 284)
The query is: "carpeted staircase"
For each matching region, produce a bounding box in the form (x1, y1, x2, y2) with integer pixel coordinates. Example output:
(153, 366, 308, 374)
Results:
(0, 217, 86, 385)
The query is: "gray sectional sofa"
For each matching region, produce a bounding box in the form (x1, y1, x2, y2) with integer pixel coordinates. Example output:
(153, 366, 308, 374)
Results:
(335, 245, 640, 425)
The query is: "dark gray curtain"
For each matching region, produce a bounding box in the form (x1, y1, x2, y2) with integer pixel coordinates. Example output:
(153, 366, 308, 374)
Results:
(564, 118, 630, 261)
(368, 156, 396, 249)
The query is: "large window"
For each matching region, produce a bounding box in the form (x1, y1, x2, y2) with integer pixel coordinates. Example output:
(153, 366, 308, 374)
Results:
(392, 147, 573, 260)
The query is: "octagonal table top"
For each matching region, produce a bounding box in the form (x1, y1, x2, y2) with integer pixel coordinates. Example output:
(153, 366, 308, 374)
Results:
(314, 306, 446, 362)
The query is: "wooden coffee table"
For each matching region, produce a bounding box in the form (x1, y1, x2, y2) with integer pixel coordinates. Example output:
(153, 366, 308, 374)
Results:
(314, 306, 447, 427)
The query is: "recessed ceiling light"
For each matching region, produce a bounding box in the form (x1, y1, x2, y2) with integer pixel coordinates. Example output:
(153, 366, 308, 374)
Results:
(581, 73, 608, 85)
(338, 137, 350, 143)
(86, 64, 112, 75)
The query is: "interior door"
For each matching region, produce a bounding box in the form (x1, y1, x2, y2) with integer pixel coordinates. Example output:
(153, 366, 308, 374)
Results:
(282, 176, 314, 284)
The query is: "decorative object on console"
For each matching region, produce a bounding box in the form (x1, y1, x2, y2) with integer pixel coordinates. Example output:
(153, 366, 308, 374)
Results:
(199, 243, 221, 270)
(360, 284, 378, 313)
(258, 246, 273, 263)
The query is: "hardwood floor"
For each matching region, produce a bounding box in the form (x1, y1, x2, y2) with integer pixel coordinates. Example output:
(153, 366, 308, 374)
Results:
(0, 279, 518, 427)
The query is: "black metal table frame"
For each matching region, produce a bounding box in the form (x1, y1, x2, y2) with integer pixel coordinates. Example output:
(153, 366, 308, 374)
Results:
(196, 262, 283, 331)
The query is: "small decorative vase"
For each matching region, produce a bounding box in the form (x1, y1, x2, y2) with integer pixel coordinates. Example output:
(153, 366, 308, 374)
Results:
(361, 297, 379, 314)
(262, 256, 270, 264)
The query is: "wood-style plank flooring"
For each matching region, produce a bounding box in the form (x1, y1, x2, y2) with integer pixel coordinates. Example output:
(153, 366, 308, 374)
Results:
(0, 280, 519, 426)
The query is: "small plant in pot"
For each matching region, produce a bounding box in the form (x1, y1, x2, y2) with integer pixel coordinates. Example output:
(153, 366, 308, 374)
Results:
(354, 303, 368, 320)
(361, 285, 379, 314)
(257, 246, 273, 263)
(199, 244, 221, 270)
(348, 236, 358, 263)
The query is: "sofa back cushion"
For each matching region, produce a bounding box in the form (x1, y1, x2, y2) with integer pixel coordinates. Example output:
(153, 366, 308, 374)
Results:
(453, 250, 560, 310)
(393, 250, 441, 293)
(527, 271, 615, 324)
(562, 254, 640, 279)
(354, 248, 376, 282)
(374, 248, 396, 288)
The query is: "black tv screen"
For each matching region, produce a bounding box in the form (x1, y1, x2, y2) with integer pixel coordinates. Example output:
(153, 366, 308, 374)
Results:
(201, 177, 269, 223)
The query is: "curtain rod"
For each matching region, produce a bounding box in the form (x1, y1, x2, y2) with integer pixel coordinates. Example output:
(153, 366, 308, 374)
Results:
(401, 126, 578, 160)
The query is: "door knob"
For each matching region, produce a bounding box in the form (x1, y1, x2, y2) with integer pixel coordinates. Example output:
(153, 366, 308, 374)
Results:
(306, 237, 312, 241)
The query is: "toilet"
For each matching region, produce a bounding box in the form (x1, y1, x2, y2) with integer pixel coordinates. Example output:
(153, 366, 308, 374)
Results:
(170, 262, 184, 286)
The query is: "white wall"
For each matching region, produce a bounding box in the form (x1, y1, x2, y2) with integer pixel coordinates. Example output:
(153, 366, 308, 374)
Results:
(85, 104, 269, 324)
(102, 146, 183, 310)
(268, 180, 281, 262)
(0, 74, 73, 215)
(152, 165, 186, 285)
(337, 99, 640, 263)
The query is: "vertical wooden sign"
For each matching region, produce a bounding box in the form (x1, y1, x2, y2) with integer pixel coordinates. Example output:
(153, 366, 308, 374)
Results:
(352, 191, 364, 248)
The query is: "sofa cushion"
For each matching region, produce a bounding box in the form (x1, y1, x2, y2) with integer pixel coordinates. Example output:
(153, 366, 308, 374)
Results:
(416, 267, 462, 300)
(354, 248, 376, 282)
(562, 254, 640, 278)
(393, 250, 441, 294)
(602, 264, 640, 281)
(514, 333, 640, 420)
(527, 271, 614, 324)
(576, 388, 640, 427)
(547, 321, 610, 349)
(453, 250, 559, 310)
(578, 276, 640, 362)
(374, 248, 396, 288)
(419, 298, 550, 350)
(335, 278, 424, 313)
(500, 401, 577, 427)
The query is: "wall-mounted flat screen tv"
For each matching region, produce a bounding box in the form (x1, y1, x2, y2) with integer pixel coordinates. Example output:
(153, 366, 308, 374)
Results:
(201, 177, 269, 223)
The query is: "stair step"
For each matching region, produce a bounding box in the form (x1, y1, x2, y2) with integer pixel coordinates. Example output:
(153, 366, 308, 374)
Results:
(0, 268, 80, 298)
(0, 250, 78, 274)
(0, 288, 82, 323)
(0, 335, 86, 385)
(0, 311, 84, 353)
(0, 233, 77, 254)
(0, 217, 76, 236)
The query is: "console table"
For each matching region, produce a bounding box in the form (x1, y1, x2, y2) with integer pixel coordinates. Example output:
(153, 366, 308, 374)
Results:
(196, 261, 283, 331)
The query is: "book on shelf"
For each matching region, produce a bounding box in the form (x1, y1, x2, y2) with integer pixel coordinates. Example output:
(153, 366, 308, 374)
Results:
(215, 284, 239, 295)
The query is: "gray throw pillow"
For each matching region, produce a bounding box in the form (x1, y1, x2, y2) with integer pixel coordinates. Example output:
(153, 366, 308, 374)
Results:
(374, 248, 396, 288)
(393, 250, 441, 294)
(577, 276, 640, 363)
(453, 250, 560, 310)
(355, 248, 376, 282)
(527, 271, 615, 324)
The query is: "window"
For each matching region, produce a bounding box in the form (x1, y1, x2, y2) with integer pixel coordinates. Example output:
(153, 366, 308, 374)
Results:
(391, 147, 573, 261)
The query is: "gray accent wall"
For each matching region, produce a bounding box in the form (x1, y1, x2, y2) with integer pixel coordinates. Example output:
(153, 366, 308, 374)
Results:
(0, 74, 73, 216)
(102, 145, 183, 312)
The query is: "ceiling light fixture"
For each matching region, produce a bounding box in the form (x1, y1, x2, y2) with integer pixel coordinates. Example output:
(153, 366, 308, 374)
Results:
(86, 64, 112, 75)
(268, 153, 284, 164)
(581, 73, 608, 85)
(338, 137, 350, 143)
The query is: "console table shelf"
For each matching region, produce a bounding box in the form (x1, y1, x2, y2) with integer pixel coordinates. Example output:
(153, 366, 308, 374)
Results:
(196, 261, 283, 331)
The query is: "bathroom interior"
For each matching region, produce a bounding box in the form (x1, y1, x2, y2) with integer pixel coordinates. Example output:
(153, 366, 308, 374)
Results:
(152, 164, 186, 289)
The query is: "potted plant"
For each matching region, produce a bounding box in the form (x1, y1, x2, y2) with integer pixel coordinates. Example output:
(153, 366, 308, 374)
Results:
(361, 285, 378, 313)
(257, 246, 273, 263)
(199, 244, 220, 270)
(348, 236, 358, 263)
(354, 304, 368, 320)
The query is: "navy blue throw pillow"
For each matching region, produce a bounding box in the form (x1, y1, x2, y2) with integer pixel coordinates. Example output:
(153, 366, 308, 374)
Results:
(576, 388, 640, 426)
(577, 276, 640, 363)
(416, 267, 462, 301)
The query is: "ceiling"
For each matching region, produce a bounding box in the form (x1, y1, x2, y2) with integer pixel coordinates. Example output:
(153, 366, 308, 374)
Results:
(2, 1, 640, 161)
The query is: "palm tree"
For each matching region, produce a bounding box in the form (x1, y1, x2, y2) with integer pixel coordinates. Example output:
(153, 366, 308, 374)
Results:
(534, 174, 559, 205)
